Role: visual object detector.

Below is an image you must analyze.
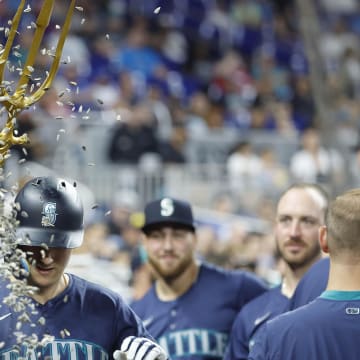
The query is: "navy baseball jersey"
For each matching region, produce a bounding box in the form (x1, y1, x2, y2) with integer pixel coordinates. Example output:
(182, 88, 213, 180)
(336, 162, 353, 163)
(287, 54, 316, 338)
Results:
(249, 290, 360, 360)
(224, 285, 289, 360)
(0, 273, 151, 359)
(131, 262, 267, 360)
(289, 257, 329, 310)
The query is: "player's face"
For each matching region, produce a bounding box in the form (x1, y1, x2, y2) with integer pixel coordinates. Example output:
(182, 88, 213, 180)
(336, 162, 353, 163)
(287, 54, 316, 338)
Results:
(19, 245, 72, 294)
(275, 188, 324, 270)
(143, 226, 196, 281)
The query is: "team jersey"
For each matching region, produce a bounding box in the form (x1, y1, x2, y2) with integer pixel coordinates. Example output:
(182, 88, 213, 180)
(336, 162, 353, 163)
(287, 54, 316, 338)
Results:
(224, 285, 289, 360)
(131, 262, 268, 360)
(0, 273, 151, 360)
(249, 290, 360, 360)
(289, 257, 329, 310)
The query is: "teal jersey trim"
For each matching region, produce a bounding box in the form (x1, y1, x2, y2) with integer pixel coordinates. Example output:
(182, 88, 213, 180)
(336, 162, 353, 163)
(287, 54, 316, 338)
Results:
(320, 290, 360, 301)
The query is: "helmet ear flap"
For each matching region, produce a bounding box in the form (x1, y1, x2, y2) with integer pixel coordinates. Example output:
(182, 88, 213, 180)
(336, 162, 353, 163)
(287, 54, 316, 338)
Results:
(15, 176, 84, 249)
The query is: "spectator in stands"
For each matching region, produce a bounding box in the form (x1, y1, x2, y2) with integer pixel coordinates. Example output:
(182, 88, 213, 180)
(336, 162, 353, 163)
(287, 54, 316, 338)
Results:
(226, 140, 263, 194)
(269, 100, 297, 135)
(251, 48, 291, 102)
(290, 74, 316, 131)
(257, 146, 290, 197)
(106, 189, 140, 236)
(107, 103, 160, 164)
(184, 91, 211, 136)
(111, 17, 167, 81)
(158, 125, 187, 164)
(289, 127, 345, 189)
(338, 47, 360, 99)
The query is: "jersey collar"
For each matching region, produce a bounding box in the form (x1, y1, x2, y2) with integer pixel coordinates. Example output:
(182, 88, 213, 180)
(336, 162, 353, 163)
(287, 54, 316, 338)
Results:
(320, 290, 360, 301)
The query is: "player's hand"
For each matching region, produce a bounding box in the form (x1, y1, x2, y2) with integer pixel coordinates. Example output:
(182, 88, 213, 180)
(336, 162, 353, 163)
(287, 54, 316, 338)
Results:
(114, 336, 168, 360)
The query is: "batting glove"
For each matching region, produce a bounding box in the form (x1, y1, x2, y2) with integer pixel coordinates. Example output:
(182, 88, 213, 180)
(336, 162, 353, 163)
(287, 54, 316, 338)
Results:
(114, 336, 168, 360)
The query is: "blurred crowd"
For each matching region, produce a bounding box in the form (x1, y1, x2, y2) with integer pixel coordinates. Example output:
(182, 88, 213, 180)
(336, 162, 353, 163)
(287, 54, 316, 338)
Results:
(0, 0, 360, 301)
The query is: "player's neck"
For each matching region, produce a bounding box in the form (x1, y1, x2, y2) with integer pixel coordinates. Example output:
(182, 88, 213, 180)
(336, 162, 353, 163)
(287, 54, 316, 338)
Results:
(281, 267, 308, 298)
(156, 262, 200, 301)
(30, 273, 69, 304)
(327, 261, 360, 291)
(282, 256, 322, 298)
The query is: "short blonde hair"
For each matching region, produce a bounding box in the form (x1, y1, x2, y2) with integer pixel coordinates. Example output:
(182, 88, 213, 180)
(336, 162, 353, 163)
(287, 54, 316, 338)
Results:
(326, 188, 360, 255)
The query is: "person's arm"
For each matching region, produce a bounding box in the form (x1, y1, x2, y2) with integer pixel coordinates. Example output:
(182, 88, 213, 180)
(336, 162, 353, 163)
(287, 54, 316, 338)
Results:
(248, 324, 268, 360)
(113, 297, 169, 360)
(224, 310, 250, 360)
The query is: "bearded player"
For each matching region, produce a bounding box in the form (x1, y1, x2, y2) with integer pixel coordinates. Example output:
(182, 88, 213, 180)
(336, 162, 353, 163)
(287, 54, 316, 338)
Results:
(224, 183, 329, 359)
(249, 188, 360, 359)
(131, 197, 268, 360)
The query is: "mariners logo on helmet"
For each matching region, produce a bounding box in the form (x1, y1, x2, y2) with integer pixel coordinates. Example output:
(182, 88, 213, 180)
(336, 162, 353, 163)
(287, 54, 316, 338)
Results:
(41, 202, 57, 227)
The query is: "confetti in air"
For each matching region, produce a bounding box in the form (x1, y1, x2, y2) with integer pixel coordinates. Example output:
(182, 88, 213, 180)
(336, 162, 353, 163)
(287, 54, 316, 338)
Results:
(0, 0, 80, 349)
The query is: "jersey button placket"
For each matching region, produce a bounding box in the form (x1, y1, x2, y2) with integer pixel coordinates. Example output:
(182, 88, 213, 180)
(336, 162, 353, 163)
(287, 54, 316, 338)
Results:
(170, 308, 177, 330)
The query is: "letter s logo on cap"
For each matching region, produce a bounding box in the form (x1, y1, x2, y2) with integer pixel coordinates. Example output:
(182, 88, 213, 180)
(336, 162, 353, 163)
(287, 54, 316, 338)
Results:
(160, 198, 174, 217)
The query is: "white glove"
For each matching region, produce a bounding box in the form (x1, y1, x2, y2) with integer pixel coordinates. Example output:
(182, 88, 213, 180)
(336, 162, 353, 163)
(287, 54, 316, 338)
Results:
(114, 336, 168, 360)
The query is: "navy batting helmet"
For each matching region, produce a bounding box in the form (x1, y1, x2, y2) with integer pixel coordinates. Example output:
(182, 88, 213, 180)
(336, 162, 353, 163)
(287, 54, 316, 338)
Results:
(15, 176, 84, 248)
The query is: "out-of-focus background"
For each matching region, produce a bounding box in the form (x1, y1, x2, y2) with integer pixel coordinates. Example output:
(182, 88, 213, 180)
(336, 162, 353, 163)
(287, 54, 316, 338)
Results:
(1, 0, 359, 301)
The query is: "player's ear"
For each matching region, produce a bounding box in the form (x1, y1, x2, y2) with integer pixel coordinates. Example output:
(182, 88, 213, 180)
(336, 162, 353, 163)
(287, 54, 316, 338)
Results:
(318, 225, 329, 253)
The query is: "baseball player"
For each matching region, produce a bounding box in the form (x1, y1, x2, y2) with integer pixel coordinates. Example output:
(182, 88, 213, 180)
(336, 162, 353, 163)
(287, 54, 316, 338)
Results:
(0, 176, 167, 360)
(249, 188, 360, 360)
(224, 183, 329, 360)
(130, 197, 268, 360)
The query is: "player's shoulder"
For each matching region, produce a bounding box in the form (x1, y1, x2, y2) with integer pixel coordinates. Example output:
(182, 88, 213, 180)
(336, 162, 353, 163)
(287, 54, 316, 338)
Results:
(200, 262, 264, 283)
(267, 297, 323, 333)
(199, 262, 268, 298)
(0, 275, 11, 297)
(130, 284, 157, 310)
(243, 285, 284, 311)
(290, 257, 329, 310)
(68, 273, 126, 306)
(234, 286, 286, 325)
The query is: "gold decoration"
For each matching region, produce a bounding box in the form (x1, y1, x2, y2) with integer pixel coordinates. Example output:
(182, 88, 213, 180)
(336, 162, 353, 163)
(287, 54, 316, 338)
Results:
(0, 0, 76, 165)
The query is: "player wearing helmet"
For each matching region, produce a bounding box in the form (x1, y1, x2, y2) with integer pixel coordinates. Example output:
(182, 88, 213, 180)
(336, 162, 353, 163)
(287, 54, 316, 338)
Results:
(131, 197, 268, 360)
(0, 176, 167, 360)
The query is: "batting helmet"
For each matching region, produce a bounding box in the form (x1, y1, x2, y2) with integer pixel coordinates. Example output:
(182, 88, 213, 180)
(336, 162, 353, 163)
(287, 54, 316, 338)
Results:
(15, 176, 84, 248)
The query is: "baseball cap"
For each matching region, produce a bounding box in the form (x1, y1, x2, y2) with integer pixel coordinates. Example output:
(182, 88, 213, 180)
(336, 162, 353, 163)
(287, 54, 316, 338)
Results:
(142, 197, 195, 233)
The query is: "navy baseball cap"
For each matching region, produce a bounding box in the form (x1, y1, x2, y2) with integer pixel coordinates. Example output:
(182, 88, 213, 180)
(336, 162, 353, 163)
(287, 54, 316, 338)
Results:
(142, 197, 195, 233)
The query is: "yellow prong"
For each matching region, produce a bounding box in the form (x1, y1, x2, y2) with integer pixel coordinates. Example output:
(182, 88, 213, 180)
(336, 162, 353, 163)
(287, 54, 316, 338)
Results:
(27, 0, 76, 106)
(16, 0, 55, 96)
